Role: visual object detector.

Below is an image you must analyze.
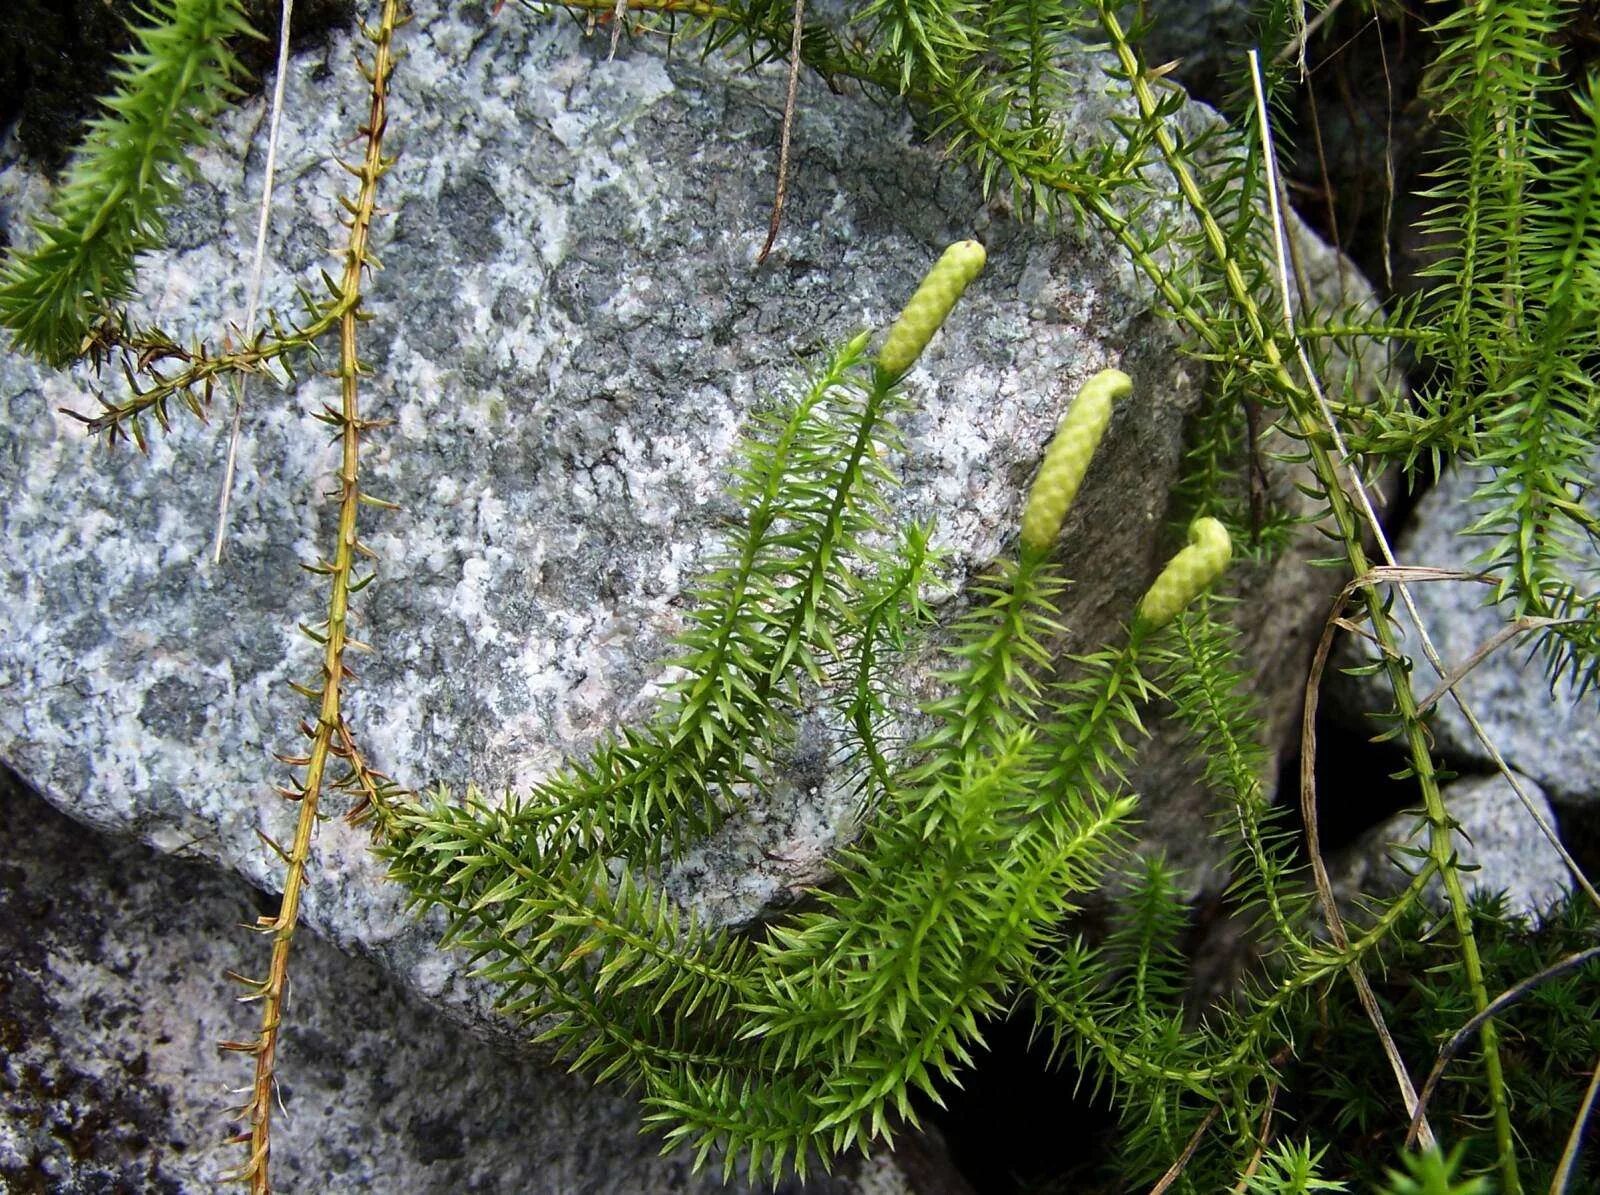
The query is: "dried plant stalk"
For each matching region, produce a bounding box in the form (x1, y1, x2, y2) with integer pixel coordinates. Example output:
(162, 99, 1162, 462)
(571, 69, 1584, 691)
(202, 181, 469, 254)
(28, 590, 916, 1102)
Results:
(219, 3, 405, 1190)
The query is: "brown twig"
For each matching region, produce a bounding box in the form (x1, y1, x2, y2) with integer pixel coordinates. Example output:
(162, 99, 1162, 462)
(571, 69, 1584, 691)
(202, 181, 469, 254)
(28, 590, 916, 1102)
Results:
(337, 714, 408, 837)
(220, 4, 404, 1190)
(69, 300, 352, 444)
(755, 0, 805, 264)
(1146, 1103, 1221, 1195)
(1406, 945, 1600, 1149)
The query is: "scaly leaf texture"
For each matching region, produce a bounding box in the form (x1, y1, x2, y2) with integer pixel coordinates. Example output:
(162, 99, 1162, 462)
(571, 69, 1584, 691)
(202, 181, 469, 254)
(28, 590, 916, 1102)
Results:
(620, 562, 1146, 1179)
(0, 0, 258, 366)
(1419, 0, 1566, 372)
(1459, 77, 1600, 692)
(481, 4, 1592, 1185)
(1404, 0, 1600, 691)
(509, 331, 909, 863)
(1159, 606, 1312, 954)
(383, 339, 1171, 1178)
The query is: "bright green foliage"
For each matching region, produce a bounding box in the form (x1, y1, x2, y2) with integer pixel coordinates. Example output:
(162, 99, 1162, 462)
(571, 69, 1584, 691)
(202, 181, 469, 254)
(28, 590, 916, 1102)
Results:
(1456, 77, 1600, 691)
(1353, 2, 1600, 691)
(512, 329, 904, 862)
(0, 0, 258, 365)
(1380, 1146, 1494, 1195)
(379, 259, 1238, 1180)
(1164, 609, 1312, 952)
(9, 0, 1599, 1188)
(1243, 1141, 1345, 1193)
(854, 0, 977, 92)
(1022, 615, 1302, 1188)
(1020, 368, 1128, 555)
(491, 245, 984, 866)
(1137, 516, 1232, 627)
(875, 238, 986, 378)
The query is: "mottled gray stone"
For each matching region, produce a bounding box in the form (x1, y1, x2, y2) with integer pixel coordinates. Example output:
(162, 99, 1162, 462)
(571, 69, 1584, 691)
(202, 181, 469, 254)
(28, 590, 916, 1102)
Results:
(1332, 771, 1573, 922)
(0, 0, 1375, 1055)
(1333, 462, 1600, 811)
(0, 768, 963, 1194)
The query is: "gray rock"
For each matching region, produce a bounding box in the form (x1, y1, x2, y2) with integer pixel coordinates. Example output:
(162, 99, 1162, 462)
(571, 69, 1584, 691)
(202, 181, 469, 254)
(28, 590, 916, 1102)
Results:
(0, 767, 964, 1193)
(0, 0, 1375, 1057)
(1332, 770, 1573, 922)
(1333, 462, 1600, 811)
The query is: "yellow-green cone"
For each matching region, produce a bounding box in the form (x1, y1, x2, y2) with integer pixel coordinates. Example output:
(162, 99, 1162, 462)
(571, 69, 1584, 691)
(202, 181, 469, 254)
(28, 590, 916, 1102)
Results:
(1138, 517, 1232, 627)
(1020, 368, 1131, 554)
(877, 240, 987, 378)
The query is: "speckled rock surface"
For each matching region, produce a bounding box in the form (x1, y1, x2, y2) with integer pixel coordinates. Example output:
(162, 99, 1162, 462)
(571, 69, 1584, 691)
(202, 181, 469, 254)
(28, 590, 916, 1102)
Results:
(0, 767, 966, 1194)
(0, 0, 1376, 1044)
(1333, 463, 1600, 813)
(1331, 771, 1573, 922)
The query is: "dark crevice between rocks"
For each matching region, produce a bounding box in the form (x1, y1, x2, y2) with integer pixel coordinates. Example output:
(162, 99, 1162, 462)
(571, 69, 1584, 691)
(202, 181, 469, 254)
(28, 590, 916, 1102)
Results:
(1280, 703, 1420, 857)
(1274, 475, 1443, 862)
(1154, 2, 1436, 306)
(918, 891, 1249, 1195)
(1557, 803, 1600, 889)
(914, 1009, 1117, 1195)
(0, 0, 358, 175)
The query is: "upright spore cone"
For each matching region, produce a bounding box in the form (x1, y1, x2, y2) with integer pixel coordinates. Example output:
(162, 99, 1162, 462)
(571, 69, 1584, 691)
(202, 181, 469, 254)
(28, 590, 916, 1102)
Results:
(1020, 368, 1130, 554)
(1138, 517, 1232, 627)
(877, 239, 986, 379)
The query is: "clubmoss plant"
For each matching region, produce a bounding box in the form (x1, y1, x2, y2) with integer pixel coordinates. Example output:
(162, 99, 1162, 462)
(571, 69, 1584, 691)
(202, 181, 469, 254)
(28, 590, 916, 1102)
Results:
(1136, 514, 1233, 628)
(3, 0, 1599, 1190)
(372, 292, 1239, 1177)
(1019, 366, 1126, 555)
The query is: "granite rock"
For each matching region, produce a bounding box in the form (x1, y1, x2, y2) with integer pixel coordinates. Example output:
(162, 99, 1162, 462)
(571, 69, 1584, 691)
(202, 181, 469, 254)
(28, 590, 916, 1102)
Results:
(0, 767, 966, 1193)
(1331, 770, 1574, 922)
(1, 0, 1376, 1047)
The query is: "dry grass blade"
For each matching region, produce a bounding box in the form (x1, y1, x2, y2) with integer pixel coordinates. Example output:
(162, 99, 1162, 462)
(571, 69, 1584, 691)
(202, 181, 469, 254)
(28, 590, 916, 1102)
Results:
(1302, 577, 1437, 1151)
(1414, 613, 1557, 714)
(215, 0, 297, 564)
(607, 0, 627, 57)
(1229, 1075, 1282, 1193)
(756, 0, 805, 264)
(1550, 1054, 1600, 1194)
(1405, 945, 1600, 1150)
(1145, 1103, 1221, 1195)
